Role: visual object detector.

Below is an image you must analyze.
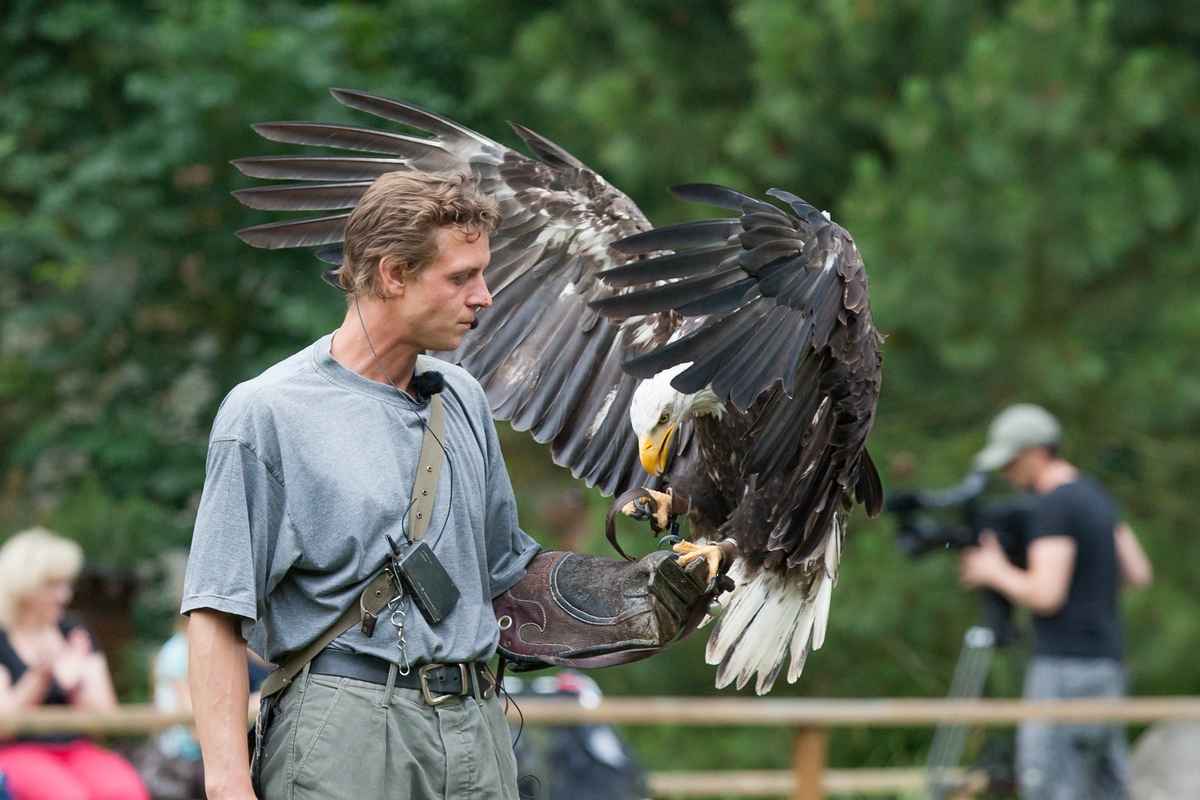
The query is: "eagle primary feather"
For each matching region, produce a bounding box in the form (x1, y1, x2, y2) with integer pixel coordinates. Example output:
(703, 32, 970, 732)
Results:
(231, 89, 883, 693)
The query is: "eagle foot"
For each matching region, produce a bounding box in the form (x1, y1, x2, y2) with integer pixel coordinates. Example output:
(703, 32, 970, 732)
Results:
(673, 538, 737, 589)
(620, 488, 676, 531)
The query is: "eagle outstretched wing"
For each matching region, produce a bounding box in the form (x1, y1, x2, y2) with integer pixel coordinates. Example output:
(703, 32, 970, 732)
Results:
(232, 89, 674, 496)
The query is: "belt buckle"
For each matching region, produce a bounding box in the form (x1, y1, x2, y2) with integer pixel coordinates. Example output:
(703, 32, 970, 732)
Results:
(418, 663, 465, 706)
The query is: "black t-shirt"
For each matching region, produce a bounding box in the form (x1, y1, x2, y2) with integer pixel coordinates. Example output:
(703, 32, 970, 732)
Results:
(0, 616, 99, 706)
(0, 615, 98, 743)
(1027, 477, 1122, 659)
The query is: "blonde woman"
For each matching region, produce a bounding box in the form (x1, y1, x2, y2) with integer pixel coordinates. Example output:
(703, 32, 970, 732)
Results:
(0, 528, 149, 800)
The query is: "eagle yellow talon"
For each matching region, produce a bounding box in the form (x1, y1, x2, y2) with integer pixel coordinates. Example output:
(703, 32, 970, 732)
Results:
(620, 488, 674, 530)
(673, 540, 725, 586)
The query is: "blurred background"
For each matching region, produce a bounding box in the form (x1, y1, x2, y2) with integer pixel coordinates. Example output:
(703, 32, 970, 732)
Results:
(2, 0, 1198, 782)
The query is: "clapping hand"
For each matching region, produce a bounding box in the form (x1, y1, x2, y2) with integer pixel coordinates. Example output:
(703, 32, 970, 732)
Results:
(50, 627, 95, 696)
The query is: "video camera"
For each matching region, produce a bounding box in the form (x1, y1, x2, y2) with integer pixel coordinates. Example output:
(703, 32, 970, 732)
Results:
(887, 471, 1032, 561)
(885, 471, 1035, 646)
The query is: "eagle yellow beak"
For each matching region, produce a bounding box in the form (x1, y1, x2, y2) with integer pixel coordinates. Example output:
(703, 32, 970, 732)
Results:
(639, 423, 676, 476)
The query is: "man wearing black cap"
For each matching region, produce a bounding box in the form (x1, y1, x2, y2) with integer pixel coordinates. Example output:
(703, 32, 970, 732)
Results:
(960, 403, 1152, 800)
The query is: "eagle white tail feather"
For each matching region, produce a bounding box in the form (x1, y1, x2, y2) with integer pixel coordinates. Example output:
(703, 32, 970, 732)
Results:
(786, 598, 818, 684)
(706, 546, 837, 695)
(705, 560, 762, 663)
(705, 573, 801, 690)
(736, 584, 802, 693)
(810, 570, 832, 652)
(810, 519, 842, 651)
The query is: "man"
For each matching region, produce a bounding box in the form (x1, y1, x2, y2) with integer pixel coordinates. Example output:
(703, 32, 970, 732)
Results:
(960, 403, 1152, 800)
(182, 171, 542, 800)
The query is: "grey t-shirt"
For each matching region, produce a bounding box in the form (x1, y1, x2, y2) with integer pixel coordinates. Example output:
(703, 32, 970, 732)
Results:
(182, 333, 541, 666)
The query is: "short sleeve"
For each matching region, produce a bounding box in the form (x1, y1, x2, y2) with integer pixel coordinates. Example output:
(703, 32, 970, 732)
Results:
(1029, 490, 1072, 543)
(182, 437, 287, 624)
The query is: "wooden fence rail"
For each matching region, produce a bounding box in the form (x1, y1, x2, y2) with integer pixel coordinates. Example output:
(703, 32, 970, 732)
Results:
(512, 696, 1200, 798)
(4, 697, 1200, 799)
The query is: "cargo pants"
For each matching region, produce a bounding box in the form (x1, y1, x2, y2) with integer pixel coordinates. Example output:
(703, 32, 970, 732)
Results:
(259, 665, 519, 800)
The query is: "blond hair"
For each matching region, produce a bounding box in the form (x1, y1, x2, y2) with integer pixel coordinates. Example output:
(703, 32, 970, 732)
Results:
(0, 528, 83, 627)
(335, 170, 501, 298)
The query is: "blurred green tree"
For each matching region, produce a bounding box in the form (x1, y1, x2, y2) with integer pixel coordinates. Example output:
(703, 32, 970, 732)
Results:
(842, 0, 1200, 702)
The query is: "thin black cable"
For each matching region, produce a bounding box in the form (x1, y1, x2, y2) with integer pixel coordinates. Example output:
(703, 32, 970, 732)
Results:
(498, 670, 540, 800)
(502, 676, 527, 751)
(353, 296, 455, 550)
(432, 382, 477, 546)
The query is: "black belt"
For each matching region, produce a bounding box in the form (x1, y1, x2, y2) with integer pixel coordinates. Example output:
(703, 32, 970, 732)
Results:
(309, 649, 495, 705)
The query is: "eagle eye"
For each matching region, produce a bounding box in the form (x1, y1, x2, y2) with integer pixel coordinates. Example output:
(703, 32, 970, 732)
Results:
(658, 411, 670, 425)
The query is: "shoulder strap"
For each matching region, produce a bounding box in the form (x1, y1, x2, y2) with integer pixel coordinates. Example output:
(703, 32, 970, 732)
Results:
(260, 378, 447, 699)
(407, 392, 444, 542)
(259, 570, 396, 699)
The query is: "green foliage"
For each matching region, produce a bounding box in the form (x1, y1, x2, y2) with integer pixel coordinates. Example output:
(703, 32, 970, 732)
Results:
(4, 0, 1200, 775)
(843, 0, 1200, 704)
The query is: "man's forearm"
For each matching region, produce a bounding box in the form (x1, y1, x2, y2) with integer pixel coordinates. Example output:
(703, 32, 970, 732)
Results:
(985, 556, 1070, 616)
(1115, 524, 1153, 588)
(984, 562, 1044, 612)
(189, 609, 256, 800)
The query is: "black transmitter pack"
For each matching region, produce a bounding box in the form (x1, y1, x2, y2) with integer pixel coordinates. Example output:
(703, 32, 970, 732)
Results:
(393, 540, 460, 625)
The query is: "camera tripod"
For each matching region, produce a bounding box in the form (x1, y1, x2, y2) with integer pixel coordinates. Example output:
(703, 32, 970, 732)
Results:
(925, 624, 1010, 800)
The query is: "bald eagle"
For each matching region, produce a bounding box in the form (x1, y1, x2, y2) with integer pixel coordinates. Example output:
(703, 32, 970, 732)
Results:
(232, 89, 883, 694)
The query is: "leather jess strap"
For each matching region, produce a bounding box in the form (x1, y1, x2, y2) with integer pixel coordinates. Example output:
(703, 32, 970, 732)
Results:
(606, 487, 691, 561)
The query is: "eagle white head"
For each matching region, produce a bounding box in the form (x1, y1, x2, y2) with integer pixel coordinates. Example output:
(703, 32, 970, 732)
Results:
(629, 363, 725, 476)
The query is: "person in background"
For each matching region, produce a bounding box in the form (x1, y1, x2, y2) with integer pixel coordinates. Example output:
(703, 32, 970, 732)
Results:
(132, 615, 205, 800)
(142, 614, 268, 800)
(960, 404, 1153, 800)
(507, 670, 649, 800)
(0, 528, 150, 800)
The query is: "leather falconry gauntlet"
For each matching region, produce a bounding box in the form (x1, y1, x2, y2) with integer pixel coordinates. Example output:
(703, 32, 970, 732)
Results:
(493, 543, 735, 671)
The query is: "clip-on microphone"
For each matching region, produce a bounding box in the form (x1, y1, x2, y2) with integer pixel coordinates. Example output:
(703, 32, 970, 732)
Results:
(410, 371, 445, 403)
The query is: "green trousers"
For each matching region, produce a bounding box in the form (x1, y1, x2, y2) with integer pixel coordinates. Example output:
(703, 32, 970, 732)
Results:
(260, 667, 519, 800)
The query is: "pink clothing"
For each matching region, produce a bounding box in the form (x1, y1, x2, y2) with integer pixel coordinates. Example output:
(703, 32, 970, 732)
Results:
(0, 740, 150, 800)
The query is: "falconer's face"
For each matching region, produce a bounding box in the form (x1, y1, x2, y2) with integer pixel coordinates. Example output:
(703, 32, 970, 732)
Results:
(391, 227, 492, 353)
